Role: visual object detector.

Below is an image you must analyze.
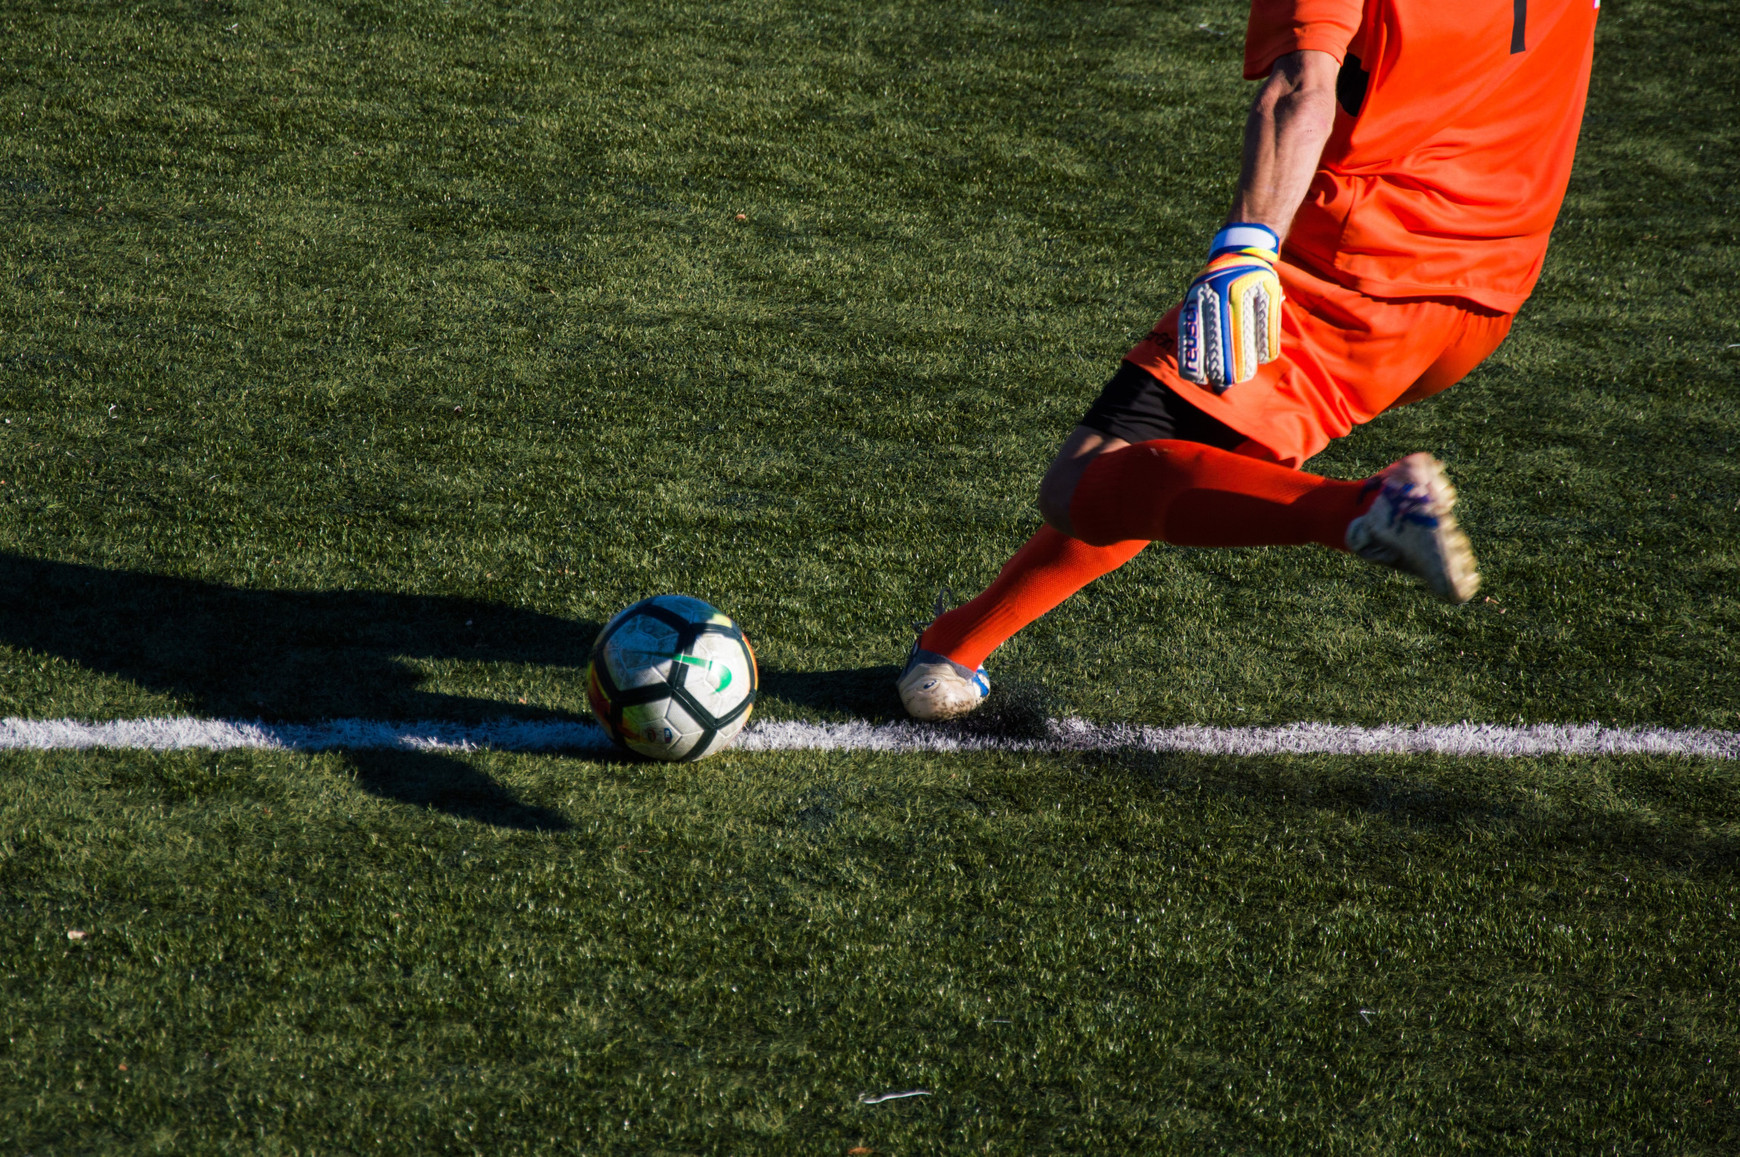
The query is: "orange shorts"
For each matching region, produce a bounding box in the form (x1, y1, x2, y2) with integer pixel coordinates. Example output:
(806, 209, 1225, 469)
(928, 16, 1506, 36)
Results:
(1124, 258, 1514, 469)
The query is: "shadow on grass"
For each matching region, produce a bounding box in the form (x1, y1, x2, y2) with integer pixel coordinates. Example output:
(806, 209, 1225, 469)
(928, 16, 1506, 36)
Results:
(759, 662, 1060, 741)
(758, 663, 903, 721)
(1095, 749, 1740, 871)
(349, 749, 571, 832)
(0, 552, 613, 829)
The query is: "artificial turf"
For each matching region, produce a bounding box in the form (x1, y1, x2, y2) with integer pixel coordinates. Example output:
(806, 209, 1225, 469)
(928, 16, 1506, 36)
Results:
(7, 745, 1740, 1153)
(0, 0, 1737, 1151)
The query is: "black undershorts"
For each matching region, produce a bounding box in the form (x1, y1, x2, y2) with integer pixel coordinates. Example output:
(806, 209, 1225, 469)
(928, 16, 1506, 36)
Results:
(1077, 360, 1247, 451)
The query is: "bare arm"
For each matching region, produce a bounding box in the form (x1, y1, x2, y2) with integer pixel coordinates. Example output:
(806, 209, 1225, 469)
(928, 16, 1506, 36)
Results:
(1225, 49, 1341, 241)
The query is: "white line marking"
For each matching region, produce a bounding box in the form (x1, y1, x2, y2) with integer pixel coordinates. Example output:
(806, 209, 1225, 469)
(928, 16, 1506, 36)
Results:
(858, 1089, 932, 1104)
(0, 717, 1736, 758)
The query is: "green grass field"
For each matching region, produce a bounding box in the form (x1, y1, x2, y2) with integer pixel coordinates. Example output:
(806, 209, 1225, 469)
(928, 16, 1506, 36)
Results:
(2, 0, 1738, 1151)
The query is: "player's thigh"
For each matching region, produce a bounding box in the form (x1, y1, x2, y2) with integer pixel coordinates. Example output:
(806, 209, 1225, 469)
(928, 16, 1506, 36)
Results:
(1386, 308, 1514, 410)
(1270, 280, 1513, 449)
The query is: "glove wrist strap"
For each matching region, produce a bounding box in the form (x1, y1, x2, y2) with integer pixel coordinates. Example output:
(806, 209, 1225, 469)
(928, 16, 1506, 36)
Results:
(1210, 222, 1280, 256)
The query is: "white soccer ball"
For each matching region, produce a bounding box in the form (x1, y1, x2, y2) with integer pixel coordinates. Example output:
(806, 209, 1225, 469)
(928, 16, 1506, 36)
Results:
(585, 595, 758, 761)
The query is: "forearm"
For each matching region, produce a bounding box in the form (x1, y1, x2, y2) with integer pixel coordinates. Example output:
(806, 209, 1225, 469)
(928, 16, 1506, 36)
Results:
(1175, 51, 1338, 388)
(1226, 50, 1340, 241)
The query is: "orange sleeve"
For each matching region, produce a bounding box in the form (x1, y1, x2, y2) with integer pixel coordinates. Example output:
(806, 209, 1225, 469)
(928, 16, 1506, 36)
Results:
(1243, 0, 1363, 79)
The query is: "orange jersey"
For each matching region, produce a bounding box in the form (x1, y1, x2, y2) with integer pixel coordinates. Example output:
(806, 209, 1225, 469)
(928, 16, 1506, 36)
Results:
(1246, 0, 1600, 310)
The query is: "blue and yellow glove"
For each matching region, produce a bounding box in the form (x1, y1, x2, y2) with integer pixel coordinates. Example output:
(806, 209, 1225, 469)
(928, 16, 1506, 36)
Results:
(1176, 222, 1284, 391)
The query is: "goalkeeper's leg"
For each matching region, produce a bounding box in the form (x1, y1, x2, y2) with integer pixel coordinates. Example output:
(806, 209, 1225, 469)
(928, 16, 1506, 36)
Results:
(920, 426, 1370, 671)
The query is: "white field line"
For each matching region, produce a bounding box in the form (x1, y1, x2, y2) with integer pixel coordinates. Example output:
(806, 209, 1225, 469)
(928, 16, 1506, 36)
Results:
(0, 716, 1736, 759)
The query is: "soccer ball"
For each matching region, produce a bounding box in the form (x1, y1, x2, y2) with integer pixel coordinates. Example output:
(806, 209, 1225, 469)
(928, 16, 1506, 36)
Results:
(585, 595, 758, 761)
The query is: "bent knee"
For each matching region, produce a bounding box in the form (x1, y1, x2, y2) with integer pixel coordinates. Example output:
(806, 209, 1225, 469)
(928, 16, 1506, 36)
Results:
(1035, 468, 1075, 533)
(1037, 426, 1131, 540)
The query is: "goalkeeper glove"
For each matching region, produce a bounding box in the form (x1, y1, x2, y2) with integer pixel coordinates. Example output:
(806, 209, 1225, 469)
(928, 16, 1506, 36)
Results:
(1176, 222, 1284, 391)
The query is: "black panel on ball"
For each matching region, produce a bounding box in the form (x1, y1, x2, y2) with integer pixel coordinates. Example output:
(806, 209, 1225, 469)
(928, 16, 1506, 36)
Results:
(683, 727, 719, 762)
(668, 678, 722, 732)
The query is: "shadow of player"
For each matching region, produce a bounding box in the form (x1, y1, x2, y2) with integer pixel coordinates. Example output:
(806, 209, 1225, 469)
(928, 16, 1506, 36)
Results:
(0, 552, 613, 830)
(347, 748, 570, 832)
(758, 662, 1057, 741)
(757, 663, 905, 722)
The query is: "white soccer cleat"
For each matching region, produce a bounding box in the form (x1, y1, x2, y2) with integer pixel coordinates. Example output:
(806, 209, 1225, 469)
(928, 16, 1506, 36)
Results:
(896, 591, 990, 721)
(897, 646, 990, 721)
(1345, 453, 1481, 605)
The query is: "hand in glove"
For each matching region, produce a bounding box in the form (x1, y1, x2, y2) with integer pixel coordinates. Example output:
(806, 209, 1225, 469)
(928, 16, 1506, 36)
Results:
(1176, 222, 1284, 391)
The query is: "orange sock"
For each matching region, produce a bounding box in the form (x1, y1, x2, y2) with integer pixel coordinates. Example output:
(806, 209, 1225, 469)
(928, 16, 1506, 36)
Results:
(1070, 439, 1372, 548)
(919, 526, 1146, 671)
